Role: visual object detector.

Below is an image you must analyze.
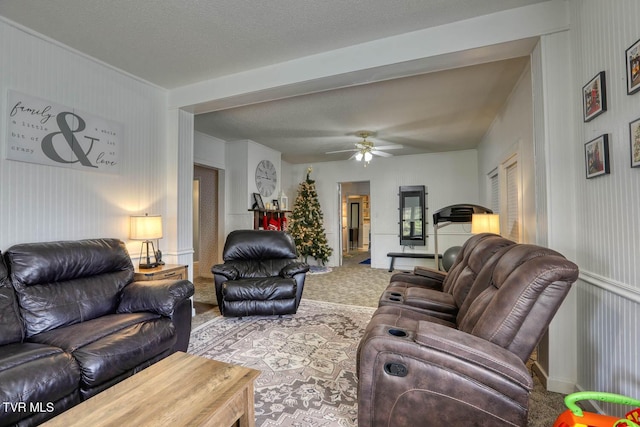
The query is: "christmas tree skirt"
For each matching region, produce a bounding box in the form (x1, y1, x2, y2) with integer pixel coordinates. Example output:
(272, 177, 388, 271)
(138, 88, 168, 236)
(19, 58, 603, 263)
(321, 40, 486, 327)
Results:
(308, 265, 332, 274)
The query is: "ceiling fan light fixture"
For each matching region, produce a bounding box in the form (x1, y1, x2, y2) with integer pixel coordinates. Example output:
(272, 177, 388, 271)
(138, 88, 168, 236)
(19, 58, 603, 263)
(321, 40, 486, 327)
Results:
(326, 129, 401, 165)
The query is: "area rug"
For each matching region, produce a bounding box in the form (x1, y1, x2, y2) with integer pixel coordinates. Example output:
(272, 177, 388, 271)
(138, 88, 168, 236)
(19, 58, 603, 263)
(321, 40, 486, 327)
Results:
(358, 258, 371, 265)
(188, 300, 375, 426)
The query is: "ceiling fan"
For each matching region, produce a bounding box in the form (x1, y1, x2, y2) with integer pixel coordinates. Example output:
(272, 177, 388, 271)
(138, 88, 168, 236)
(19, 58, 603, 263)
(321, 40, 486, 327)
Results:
(325, 131, 403, 166)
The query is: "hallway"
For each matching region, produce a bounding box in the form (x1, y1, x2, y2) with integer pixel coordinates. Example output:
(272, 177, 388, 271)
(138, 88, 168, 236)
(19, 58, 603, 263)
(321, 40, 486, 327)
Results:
(342, 249, 370, 267)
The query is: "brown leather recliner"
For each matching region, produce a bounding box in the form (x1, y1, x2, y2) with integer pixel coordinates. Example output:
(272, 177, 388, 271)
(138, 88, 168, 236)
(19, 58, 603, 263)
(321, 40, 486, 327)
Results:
(387, 232, 502, 291)
(378, 234, 514, 322)
(357, 243, 579, 427)
(211, 230, 309, 317)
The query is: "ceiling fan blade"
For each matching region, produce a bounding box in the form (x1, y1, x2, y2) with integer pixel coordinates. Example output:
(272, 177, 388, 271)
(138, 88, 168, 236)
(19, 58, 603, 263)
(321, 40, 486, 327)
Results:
(372, 144, 403, 150)
(326, 148, 358, 154)
(372, 150, 393, 158)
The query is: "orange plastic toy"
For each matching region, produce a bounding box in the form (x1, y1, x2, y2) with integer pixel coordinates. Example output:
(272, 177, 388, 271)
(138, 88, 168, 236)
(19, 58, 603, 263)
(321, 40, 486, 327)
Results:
(553, 392, 640, 427)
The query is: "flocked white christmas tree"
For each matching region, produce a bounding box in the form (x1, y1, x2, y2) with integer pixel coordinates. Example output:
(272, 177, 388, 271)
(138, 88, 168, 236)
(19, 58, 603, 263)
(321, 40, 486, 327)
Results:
(287, 166, 333, 265)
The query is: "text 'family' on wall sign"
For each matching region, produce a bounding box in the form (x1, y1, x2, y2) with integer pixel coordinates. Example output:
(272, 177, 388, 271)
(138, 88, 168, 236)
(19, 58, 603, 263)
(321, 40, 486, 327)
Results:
(6, 90, 122, 173)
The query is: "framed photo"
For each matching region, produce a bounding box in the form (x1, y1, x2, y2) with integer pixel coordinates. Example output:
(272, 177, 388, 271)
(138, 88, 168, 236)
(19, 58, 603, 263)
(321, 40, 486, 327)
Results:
(272, 199, 280, 210)
(629, 117, 640, 167)
(582, 71, 607, 122)
(625, 38, 640, 95)
(584, 134, 610, 179)
(252, 192, 265, 210)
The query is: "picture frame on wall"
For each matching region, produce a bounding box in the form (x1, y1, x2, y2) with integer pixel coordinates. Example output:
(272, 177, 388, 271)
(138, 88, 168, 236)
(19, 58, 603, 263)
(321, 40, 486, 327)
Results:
(625, 38, 640, 95)
(584, 134, 610, 179)
(252, 192, 265, 210)
(582, 71, 607, 122)
(629, 117, 640, 167)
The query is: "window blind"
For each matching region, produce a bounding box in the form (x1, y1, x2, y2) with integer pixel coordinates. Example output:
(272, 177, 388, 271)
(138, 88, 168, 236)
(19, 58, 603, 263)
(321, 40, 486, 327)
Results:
(489, 172, 499, 214)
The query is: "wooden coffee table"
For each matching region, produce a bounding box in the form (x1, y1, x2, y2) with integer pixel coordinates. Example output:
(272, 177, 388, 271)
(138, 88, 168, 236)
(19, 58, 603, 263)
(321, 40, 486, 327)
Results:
(42, 352, 261, 427)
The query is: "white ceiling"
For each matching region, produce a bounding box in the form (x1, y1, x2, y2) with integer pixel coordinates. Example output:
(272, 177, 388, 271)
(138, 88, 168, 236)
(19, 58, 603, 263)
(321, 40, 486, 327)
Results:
(194, 57, 531, 163)
(0, 0, 545, 164)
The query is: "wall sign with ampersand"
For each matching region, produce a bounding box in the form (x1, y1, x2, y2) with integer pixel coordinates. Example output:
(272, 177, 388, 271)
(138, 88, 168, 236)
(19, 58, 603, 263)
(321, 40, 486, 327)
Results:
(6, 90, 122, 173)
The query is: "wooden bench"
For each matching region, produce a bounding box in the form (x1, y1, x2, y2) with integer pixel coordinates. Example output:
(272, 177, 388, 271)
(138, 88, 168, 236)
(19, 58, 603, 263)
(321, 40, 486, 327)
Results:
(387, 252, 436, 272)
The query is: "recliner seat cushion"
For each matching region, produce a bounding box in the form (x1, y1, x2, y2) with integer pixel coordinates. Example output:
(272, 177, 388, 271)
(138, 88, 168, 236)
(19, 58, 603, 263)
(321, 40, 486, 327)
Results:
(221, 278, 298, 317)
(221, 299, 297, 317)
(28, 313, 176, 391)
(223, 278, 296, 301)
(224, 259, 298, 279)
(0, 343, 81, 425)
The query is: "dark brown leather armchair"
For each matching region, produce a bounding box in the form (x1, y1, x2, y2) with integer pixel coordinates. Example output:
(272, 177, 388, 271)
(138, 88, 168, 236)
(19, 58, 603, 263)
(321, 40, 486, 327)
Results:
(211, 230, 309, 317)
(357, 243, 579, 427)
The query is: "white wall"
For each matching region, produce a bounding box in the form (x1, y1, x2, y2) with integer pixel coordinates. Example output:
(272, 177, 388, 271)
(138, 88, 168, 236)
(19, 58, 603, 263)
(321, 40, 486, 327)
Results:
(0, 18, 169, 259)
(194, 131, 225, 170)
(567, 0, 640, 415)
(288, 150, 479, 269)
(195, 132, 478, 270)
(477, 64, 536, 244)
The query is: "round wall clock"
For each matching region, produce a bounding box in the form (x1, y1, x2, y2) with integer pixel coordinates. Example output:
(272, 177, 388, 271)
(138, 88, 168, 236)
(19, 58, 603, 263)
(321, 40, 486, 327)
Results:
(255, 159, 277, 197)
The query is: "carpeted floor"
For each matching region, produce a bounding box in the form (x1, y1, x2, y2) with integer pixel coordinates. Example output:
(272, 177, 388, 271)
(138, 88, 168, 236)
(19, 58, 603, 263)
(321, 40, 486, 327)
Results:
(191, 255, 568, 426)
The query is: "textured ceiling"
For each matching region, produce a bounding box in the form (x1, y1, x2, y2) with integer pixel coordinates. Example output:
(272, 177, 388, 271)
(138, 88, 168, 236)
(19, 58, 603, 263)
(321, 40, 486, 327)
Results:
(0, 0, 546, 89)
(0, 0, 543, 163)
(194, 57, 531, 164)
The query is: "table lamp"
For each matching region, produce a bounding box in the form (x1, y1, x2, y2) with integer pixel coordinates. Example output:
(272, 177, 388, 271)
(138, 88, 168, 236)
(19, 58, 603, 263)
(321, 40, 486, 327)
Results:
(471, 213, 500, 234)
(130, 213, 163, 268)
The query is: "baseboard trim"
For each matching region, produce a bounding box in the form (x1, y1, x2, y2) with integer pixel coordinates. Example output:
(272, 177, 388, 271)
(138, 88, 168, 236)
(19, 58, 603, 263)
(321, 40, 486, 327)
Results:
(532, 361, 576, 395)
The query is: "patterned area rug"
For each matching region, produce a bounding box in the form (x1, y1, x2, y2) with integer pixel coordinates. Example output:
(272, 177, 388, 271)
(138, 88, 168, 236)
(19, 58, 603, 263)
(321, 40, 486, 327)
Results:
(188, 300, 375, 426)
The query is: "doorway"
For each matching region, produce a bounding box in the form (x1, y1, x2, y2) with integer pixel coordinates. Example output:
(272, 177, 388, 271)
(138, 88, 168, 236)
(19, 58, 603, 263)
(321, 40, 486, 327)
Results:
(339, 181, 371, 267)
(193, 165, 220, 278)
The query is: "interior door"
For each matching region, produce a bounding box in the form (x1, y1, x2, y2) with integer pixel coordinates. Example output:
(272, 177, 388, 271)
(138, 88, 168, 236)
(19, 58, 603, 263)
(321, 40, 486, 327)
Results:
(349, 202, 360, 250)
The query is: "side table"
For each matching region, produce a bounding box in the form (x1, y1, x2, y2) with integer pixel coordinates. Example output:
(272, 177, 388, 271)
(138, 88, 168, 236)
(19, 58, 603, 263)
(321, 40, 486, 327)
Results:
(134, 264, 188, 281)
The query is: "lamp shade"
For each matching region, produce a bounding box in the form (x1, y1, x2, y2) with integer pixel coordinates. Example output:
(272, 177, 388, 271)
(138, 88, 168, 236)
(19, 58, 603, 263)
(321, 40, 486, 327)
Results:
(130, 214, 163, 240)
(471, 213, 500, 234)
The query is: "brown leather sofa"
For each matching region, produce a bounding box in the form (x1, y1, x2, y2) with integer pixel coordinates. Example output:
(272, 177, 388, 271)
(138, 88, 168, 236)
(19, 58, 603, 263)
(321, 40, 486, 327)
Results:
(379, 233, 514, 321)
(386, 232, 501, 290)
(211, 230, 309, 317)
(357, 243, 579, 427)
(0, 238, 194, 427)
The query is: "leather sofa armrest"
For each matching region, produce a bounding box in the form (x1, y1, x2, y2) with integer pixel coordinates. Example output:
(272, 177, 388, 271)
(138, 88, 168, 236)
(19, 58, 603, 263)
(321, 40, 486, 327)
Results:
(413, 266, 446, 280)
(413, 321, 532, 388)
(357, 320, 533, 427)
(211, 263, 239, 280)
(118, 279, 195, 317)
(389, 268, 445, 290)
(280, 261, 310, 278)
